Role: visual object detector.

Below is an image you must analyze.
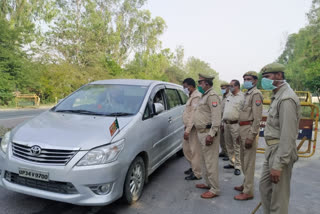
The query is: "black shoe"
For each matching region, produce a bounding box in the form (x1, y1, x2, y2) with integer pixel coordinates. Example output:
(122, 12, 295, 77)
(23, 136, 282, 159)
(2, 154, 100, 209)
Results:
(219, 153, 227, 158)
(224, 164, 235, 169)
(234, 169, 241, 176)
(222, 157, 229, 161)
(184, 168, 192, 175)
(185, 173, 201, 180)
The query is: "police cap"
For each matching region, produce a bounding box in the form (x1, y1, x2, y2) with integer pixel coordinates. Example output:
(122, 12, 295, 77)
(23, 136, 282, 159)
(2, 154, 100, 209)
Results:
(220, 81, 230, 87)
(261, 63, 285, 74)
(243, 71, 258, 78)
(198, 73, 215, 81)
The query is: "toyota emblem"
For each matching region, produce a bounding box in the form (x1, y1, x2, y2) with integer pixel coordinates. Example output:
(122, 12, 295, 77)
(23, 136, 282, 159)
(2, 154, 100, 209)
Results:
(30, 145, 42, 156)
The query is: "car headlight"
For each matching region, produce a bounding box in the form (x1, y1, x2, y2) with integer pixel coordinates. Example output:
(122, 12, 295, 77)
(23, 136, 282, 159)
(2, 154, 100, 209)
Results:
(77, 139, 124, 166)
(0, 131, 11, 154)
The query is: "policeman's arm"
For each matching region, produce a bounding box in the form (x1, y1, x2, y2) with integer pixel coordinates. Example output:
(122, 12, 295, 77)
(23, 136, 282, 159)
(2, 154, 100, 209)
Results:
(272, 99, 299, 171)
(207, 95, 221, 137)
(185, 96, 200, 133)
(248, 93, 263, 140)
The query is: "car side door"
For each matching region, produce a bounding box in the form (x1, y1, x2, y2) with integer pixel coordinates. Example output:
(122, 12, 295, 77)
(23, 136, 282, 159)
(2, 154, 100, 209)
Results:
(162, 86, 186, 155)
(139, 85, 172, 170)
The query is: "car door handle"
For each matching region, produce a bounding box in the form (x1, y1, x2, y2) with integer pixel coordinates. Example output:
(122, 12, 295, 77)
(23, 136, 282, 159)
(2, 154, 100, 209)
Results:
(168, 117, 172, 123)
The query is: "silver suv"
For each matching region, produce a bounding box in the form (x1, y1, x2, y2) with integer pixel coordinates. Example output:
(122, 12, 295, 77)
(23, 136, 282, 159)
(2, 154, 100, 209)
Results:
(0, 79, 187, 206)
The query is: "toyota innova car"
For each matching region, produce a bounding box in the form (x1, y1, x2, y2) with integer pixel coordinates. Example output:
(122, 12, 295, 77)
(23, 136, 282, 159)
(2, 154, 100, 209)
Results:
(0, 79, 188, 205)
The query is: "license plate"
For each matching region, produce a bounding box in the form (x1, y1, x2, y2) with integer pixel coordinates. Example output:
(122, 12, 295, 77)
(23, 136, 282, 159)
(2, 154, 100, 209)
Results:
(18, 168, 49, 182)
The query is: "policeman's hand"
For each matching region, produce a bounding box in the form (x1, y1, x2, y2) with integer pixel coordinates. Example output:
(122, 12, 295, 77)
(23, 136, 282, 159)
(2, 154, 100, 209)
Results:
(184, 132, 190, 140)
(270, 169, 282, 184)
(245, 138, 254, 149)
(205, 135, 214, 146)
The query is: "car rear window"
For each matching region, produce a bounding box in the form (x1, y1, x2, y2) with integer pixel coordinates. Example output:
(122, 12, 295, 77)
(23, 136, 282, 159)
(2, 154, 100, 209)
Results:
(165, 89, 182, 109)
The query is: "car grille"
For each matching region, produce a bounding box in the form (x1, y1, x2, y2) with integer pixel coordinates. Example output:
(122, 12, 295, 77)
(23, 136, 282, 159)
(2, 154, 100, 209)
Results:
(5, 171, 78, 194)
(12, 143, 78, 165)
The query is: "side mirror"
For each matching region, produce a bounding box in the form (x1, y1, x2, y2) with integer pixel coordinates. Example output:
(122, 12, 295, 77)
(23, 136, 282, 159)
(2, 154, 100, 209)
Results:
(154, 103, 164, 114)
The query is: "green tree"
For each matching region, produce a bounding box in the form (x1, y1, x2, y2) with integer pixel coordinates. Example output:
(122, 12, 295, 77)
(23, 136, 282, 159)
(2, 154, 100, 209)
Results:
(278, 0, 320, 94)
(185, 57, 220, 92)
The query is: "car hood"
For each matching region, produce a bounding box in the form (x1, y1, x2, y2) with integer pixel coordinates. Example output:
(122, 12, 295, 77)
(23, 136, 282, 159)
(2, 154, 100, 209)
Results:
(12, 111, 133, 150)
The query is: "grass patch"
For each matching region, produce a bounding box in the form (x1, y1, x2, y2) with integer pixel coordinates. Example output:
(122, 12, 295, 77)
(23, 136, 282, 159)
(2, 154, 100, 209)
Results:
(0, 126, 11, 137)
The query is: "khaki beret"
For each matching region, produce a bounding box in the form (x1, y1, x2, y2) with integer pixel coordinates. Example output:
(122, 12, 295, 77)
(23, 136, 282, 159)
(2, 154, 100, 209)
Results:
(261, 63, 285, 74)
(198, 73, 215, 81)
(220, 81, 230, 87)
(243, 71, 258, 78)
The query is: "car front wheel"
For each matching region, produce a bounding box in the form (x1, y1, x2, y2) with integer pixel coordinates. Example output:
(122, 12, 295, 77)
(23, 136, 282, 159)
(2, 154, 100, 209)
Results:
(123, 156, 146, 204)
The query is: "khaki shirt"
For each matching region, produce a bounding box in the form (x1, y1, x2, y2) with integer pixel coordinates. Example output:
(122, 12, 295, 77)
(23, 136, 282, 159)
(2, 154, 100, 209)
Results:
(183, 90, 202, 133)
(264, 83, 301, 170)
(221, 91, 231, 117)
(222, 91, 244, 121)
(239, 86, 263, 140)
(194, 87, 221, 137)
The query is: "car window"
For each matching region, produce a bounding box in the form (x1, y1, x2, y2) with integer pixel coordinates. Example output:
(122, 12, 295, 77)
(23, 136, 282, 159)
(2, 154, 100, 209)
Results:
(143, 88, 166, 120)
(54, 84, 148, 116)
(165, 89, 182, 109)
(153, 90, 165, 108)
(177, 90, 188, 104)
(143, 106, 151, 119)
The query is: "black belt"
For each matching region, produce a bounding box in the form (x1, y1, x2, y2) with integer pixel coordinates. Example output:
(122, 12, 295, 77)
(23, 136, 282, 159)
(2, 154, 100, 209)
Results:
(224, 120, 238, 124)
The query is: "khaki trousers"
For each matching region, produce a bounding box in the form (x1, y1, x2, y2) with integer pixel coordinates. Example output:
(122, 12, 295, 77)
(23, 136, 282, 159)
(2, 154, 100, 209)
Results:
(182, 127, 202, 178)
(259, 144, 294, 214)
(220, 128, 228, 155)
(239, 125, 257, 195)
(197, 130, 220, 195)
(224, 123, 241, 169)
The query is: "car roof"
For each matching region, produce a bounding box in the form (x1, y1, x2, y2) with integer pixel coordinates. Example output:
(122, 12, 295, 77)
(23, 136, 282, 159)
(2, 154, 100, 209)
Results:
(90, 79, 182, 88)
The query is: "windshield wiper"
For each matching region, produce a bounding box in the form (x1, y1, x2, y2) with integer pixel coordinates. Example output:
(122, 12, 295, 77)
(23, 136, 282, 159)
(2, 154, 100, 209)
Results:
(55, 109, 105, 116)
(107, 112, 134, 116)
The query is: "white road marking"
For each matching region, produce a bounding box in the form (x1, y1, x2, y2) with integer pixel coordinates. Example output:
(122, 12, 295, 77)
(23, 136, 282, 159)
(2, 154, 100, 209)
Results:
(0, 116, 34, 121)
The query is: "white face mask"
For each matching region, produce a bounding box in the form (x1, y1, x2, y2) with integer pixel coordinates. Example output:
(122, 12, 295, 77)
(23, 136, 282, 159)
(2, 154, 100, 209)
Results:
(183, 88, 190, 95)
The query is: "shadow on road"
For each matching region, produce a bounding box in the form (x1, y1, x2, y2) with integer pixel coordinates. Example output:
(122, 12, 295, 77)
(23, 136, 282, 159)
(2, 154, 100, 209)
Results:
(28, 154, 183, 214)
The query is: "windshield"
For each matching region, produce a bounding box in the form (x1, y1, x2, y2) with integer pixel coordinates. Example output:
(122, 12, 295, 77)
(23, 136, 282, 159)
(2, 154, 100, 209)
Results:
(53, 84, 148, 116)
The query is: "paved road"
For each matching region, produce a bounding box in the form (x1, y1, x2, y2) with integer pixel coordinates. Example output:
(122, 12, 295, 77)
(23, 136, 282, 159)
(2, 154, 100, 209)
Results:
(0, 109, 48, 128)
(0, 111, 319, 214)
(1, 149, 320, 214)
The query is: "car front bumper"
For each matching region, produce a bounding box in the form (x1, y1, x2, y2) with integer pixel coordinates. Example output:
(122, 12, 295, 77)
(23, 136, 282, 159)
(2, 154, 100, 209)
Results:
(0, 149, 128, 206)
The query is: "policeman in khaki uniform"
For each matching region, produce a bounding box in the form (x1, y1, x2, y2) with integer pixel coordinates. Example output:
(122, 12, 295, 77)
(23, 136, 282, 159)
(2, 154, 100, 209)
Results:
(219, 81, 230, 160)
(193, 73, 221, 199)
(234, 71, 263, 201)
(222, 80, 244, 176)
(259, 63, 301, 214)
(182, 78, 202, 180)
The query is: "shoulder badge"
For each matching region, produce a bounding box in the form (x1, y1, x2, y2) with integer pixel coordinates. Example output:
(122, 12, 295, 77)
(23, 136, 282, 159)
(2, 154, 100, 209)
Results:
(212, 102, 218, 107)
(255, 100, 262, 106)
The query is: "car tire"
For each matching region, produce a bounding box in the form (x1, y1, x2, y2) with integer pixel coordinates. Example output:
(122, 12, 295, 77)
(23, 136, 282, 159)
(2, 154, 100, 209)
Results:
(123, 156, 146, 204)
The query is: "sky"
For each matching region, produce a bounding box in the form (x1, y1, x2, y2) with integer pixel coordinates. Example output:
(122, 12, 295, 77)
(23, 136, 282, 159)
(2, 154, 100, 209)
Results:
(145, 0, 312, 83)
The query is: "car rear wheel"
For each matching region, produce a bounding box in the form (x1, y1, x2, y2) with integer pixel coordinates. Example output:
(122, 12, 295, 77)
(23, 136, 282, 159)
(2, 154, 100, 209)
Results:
(123, 156, 146, 204)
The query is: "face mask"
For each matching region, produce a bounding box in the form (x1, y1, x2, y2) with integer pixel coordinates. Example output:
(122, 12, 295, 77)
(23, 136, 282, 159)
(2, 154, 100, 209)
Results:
(243, 81, 254, 89)
(183, 88, 189, 95)
(261, 78, 277, 90)
(198, 86, 205, 94)
(230, 87, 235, 92)
(221, 89, 226, 95)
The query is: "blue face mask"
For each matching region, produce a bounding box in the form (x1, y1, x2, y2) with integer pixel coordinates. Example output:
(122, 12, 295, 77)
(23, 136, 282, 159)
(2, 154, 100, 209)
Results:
(261, 78, 277, 90)
(221, 89, 226, 95)
(243, 81, 254, 89)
